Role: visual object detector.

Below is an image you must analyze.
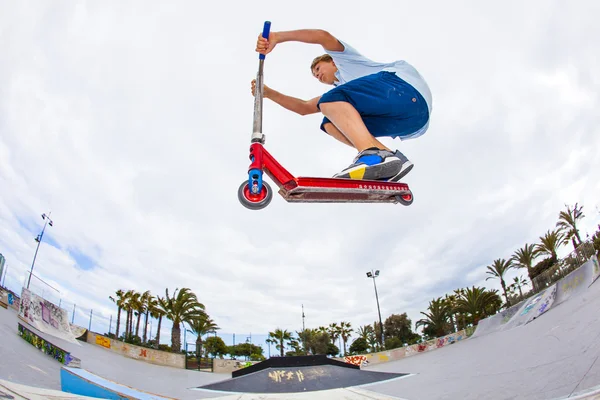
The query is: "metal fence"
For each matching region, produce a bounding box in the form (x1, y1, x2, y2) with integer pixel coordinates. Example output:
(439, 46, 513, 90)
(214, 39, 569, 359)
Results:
(532, 241, 597, 291)
(184, 342, 214, 371)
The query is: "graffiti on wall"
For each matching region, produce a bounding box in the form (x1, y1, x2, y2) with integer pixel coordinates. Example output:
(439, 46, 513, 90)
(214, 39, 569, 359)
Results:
(18, 287, 79, 344)
(268, 370, 305, 383)
(18, 323, 74, 366)
(344, 355, 368, 366)
(96, 335, 111, 349)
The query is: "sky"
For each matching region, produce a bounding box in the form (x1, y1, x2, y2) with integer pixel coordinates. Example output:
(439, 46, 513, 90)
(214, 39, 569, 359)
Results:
(1, 0, 600, 354)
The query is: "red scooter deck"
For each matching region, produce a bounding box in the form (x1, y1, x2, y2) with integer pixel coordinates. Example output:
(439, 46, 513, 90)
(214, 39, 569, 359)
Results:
(277, 176, 412, 204)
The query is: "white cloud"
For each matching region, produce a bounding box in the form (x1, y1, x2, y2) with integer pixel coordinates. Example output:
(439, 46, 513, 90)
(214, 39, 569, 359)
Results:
(1, 0, 599, 352)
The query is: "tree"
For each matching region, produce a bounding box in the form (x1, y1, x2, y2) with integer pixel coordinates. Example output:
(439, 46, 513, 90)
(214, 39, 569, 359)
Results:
(339, 321, 353, 356)
(536, 229, 567, 259)
(151, 296, 166, 348)
(205, 336, 228, 358)
(485, 258, 514, 306)
(157, 288, 205, 352)
(108, 289, 126, 340)
(349, 337, 368, 354)
(454, 286, 502, 325)
(557, 203, 585, 250)
(383, 313, 419, 346)
(511, 244, 540, 292)
(267, 328, 292, 357)
(416, 297, 452, 339)
(511, 276, 529, 298)
(189, 314, 219, 359)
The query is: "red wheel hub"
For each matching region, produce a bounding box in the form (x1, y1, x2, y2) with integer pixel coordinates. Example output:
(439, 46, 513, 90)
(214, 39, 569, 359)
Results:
(244, 184, 268, 203)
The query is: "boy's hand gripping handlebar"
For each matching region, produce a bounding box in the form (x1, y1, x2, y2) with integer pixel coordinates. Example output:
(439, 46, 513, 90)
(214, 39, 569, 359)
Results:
(252, 21, 271, 143)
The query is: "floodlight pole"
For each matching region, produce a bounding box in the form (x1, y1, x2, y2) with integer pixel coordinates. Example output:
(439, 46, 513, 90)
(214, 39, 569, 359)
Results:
(367, 269, 384, 347)
(27, 212, 53, 289)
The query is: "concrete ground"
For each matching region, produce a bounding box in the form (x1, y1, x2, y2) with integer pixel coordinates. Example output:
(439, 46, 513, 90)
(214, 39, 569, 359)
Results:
(1, 275, 600, 400)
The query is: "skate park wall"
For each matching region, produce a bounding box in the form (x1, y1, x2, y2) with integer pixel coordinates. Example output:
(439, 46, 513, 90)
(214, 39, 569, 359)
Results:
(340, 328, 473, 367)
(17, 287, 81, 345)
(472, 255, 600, 339)
(85, 331, 185, 369)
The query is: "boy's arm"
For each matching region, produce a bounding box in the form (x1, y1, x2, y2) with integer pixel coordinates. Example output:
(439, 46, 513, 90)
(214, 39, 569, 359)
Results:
(274, 29, 344, 52)
(268, 89, 321, 116)
(251, 80, 320, 115)
(257, 29, 345, 54)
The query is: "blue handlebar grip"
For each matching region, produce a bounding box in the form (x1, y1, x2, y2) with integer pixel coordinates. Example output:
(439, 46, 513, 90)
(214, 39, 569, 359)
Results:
(259, 21, 271, 60)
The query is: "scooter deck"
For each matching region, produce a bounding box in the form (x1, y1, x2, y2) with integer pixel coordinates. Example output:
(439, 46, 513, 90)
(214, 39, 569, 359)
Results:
(277, 176, 412, 203)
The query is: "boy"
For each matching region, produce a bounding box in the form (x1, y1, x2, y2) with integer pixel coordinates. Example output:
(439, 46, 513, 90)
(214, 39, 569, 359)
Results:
(252, 28, 432, 181)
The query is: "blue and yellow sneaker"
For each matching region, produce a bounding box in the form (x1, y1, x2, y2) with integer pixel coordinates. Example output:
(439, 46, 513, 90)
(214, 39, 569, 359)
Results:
(333, 148, 413, 181)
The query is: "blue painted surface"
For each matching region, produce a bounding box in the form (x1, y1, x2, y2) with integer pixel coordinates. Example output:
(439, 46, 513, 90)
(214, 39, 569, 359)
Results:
(60, 367, 172, 399)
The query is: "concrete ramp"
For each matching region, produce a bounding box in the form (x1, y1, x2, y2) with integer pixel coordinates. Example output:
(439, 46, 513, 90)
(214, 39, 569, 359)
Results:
(60, 367, 174, 399)
(196, 355, 409, 395)
(0, 378, 99, 399)
(18, 287, 80, 345)
(473, 255, 599, 338)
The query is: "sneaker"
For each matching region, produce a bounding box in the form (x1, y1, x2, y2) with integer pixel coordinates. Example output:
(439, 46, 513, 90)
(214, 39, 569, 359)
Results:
(333, 148, 409, 180)
(383, 150, 413, 182)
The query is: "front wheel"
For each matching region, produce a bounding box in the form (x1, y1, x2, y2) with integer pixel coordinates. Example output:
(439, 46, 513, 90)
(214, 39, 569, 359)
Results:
(396, 191, 414, 206)
(238, 180, 273, 210)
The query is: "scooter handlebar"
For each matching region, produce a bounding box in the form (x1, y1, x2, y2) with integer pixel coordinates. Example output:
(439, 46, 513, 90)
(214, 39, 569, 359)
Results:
(259, 21, 271, 60)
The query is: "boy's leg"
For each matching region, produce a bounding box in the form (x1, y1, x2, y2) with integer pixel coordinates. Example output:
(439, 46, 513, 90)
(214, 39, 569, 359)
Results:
(322, 122, 355, 148)
(317, 72, 428, 181)
(320, 102, 390, 152)
(319, 100, 407, 181)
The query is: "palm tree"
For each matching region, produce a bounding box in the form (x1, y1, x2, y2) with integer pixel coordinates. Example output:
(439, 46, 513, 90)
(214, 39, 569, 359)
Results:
(485, 258, 514, 306)
(157, 288, 205, 352)
(128, 291, 143, 339)
(327, 322, 343, 355)
(339, 321, 353, 356)
(511, 243, 540, 292)
(189, 314, 219, 359)
(537, 229, 567, 259)
(109, 289, 126, 339)
(442, 293, 459, 332)
(454, 286, 502, 325)
(416, 297, 452, 339)
(511, 276, 529, 298)
(267, 328, 292, 357)
(356, 325, 373, 341)
(137, 290, 151, 341)
(557, 203, 585, 250)
(143, 294, 158, 344)
(123, 290, 135, 339)
(151, 296, 166, 348)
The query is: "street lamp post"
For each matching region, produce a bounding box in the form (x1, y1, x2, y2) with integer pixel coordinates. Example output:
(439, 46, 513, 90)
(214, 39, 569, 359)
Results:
(27, 212, 53, 289)
(366, 269, 384, 347)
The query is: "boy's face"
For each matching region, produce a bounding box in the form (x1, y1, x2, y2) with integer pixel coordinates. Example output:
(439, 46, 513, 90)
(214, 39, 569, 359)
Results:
(312, 60, 338, 85)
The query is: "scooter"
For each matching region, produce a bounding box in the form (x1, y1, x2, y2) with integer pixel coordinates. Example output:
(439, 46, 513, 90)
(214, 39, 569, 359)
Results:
(238, 21, 414, 210)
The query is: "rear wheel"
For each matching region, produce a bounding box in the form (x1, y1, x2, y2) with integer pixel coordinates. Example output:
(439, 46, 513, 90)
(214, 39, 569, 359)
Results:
(238, 180, 273, 210)
(396, 191, 414, 206)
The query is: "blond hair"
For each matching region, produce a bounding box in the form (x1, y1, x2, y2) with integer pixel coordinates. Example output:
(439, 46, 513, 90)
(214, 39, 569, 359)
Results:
(310, 54, 333, 71)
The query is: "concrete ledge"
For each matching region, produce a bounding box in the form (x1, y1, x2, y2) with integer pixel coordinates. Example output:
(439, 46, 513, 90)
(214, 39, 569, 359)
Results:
(18, 322, 81, 368)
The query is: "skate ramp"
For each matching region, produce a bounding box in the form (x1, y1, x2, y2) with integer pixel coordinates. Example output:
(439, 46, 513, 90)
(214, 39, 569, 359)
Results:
(196, 355, 408, 394)
(472, 256, 600, 338)
(17, 287, 80, 345)
(60, 367, 174, 400)
(359, 255, 600, 400)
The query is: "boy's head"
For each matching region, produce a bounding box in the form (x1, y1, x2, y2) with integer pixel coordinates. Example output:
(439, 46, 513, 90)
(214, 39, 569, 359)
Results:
(311, 54, 337, 85)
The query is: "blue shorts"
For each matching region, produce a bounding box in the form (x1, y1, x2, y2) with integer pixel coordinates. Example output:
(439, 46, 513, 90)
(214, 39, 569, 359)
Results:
(317, 71, 429, 139)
